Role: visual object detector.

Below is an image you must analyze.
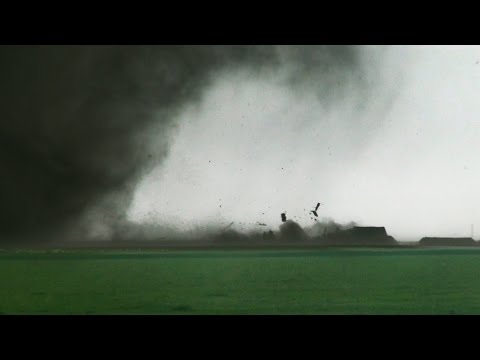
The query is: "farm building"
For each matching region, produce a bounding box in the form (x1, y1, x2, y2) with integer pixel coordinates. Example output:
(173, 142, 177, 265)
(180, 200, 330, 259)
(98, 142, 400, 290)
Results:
(419, 237, 477, 247)
(318, 226, 397, 246)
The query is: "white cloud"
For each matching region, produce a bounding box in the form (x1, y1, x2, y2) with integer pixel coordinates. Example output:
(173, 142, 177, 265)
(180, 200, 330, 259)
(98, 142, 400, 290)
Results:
(128, 46, 480, 241)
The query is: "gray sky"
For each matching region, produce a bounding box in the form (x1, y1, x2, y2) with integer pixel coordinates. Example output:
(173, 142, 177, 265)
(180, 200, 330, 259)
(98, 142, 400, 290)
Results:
(127, 46, 480, 241)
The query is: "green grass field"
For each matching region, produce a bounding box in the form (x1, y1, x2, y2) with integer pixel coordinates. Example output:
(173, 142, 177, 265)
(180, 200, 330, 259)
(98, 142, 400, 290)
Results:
(1, 247, 480, 314)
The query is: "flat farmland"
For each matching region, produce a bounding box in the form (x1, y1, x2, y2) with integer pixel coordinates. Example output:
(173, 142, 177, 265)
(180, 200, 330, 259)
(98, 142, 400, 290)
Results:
(1, 248, 480, 314)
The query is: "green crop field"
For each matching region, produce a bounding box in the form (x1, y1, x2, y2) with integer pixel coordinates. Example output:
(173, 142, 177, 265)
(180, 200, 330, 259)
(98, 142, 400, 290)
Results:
(1, 247, 480, 314)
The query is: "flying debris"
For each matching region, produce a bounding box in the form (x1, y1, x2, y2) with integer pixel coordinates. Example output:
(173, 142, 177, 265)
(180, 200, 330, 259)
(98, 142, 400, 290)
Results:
(256, 222, 267, 226)
(281, 213, 287, 223)
(310, 202, 322, 217)
(222, 222, 234, 231)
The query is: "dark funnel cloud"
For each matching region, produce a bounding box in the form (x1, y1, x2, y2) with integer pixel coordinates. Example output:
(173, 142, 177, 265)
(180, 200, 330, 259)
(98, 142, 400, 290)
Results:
(0, 45, 367, 244)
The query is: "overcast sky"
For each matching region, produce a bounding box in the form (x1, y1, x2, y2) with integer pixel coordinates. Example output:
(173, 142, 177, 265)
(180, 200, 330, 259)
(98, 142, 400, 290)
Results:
(127, 46, 480, 241)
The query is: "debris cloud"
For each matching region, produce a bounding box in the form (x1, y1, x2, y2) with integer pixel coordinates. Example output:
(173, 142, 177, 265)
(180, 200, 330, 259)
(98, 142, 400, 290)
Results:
(0, 45, 380, 244)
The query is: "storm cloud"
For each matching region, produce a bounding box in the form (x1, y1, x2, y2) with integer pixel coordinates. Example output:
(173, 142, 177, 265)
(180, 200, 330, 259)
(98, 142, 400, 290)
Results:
(0, 45, 373, 244)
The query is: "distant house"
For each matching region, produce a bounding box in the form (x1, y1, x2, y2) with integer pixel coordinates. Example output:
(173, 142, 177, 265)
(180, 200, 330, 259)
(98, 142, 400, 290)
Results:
(318, 226, 397, 246)
(347, 226, 388, 238)
(419, 237, 477, 247)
